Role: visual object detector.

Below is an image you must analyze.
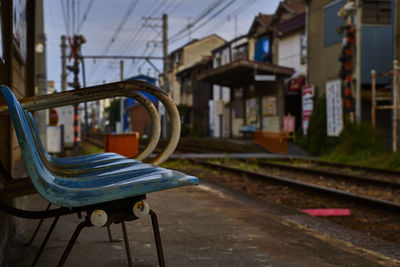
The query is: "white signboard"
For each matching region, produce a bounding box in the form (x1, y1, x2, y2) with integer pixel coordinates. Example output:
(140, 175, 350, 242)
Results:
(55, 105, 75, 147)
(47, 126, 62, 153)
(326, 80, 343, 136)
(302, 86, 314, 135)
(255, 74, 276, 81)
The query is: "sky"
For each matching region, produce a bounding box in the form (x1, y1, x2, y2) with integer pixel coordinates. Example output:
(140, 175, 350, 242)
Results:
(44, 0, 281, 90)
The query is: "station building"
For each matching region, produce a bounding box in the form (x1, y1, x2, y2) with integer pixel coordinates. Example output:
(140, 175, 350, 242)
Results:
(199, 0, 306, 138)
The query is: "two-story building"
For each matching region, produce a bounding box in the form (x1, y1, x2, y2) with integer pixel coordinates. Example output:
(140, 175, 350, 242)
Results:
(167, 34, 226, 105)
(165, 34, 226, 136)
(274, 1, 306, 131)
(199, 12, 295, 138)
(208, 35, 249, 138)
(199, 0, 312, 139)
(306, 0, 393, 139)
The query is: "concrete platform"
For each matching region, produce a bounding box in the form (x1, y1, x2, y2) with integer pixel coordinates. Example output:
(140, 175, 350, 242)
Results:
(3, 180, 400, 266)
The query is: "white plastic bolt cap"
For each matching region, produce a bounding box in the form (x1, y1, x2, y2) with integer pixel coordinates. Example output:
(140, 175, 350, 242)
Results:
(90, 209, 108, 227)
(133, 201, 150, 218)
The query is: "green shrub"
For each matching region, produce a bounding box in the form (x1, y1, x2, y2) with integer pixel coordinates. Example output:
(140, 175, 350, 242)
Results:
(323, 118, 382, 163)
(383, 152, 400, 170)
(299, 98, 340, 156)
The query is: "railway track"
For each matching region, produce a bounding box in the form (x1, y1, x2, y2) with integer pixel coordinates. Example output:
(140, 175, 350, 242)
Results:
(166, 158, 400, 245)
(267, 156, 400, 177)
(194, 160, 400, 211)
(245, 159, 400, 188)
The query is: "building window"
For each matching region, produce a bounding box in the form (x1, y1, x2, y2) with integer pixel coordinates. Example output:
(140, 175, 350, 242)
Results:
(232, 44, 248, 61)
(323, 0, 346, 47)
(175, 52, 181, 66)
(215, 56, 221, 67)
(362, 0, 391, 25)
(254, 36, 271, 63)
(222, 54, 228, 65)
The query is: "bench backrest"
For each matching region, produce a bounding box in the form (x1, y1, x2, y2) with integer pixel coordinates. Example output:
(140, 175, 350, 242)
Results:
(1, 85, 198, 208)
(0, 86, 56, 200)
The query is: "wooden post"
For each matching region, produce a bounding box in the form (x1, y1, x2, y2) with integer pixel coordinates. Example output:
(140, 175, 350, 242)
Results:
(393, 60, 398, 153)
(371, 69, 376, 127)
(229, 88, 233, 138)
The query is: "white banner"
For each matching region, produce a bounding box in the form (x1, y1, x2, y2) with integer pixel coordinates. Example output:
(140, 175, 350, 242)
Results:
(302, 86, 314, 135)
(326, 80, 343, 136)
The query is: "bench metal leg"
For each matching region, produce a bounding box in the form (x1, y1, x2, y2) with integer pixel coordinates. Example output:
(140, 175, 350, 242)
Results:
(150, 210, 165, 267)
(121, 221, 133, 267)
(107, 225, 114, 242)
(57, 220, 90, 267)
(25, 202, 52, 246)
(31, 215, 59, 267)
(106, 224, 122, 242)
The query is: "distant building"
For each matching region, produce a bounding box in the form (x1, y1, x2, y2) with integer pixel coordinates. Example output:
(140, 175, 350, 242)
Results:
(165, 34, 226, 136)
(126, 75, 158, 137)
(273, 1, 306, 131)
(306, 0, 393, 139)
(199, 11, 297, 138)
(209, 34, 250, 137)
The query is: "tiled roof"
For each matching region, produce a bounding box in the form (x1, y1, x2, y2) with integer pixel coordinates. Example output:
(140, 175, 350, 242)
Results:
(282, 0, 306, 15)
(257, 14, 274, 26)
(275, 12, 305, 37)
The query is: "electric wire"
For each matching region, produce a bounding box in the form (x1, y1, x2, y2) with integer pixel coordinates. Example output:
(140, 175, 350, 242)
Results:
(60, 0, 70, 37)
(108, 0, 168, 80)
(87, 0, 140, 82)
(168, 0, 226, 42)
(76, 0, 95, 34)
(200, 0, 260, 35)
(118, 0, 167, 55)
(170, 0, 237, 44)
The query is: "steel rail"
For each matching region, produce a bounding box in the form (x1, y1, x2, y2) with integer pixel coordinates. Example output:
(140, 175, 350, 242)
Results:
(193, 160, 400, 212)
(252, 160, 400, 188)
(267, 156, 400, 176)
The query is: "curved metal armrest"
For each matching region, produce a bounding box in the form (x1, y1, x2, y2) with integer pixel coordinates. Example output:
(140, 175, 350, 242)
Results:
(0, 80, 180, 165)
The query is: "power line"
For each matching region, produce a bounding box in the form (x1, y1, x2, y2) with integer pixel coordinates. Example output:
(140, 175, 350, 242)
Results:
(101, 0, 140, 55)
(164, 0, 185, 14)
(106, 1, 168, 81)
(87, 0, 140, 81)
(76, 0, 95, 34)
(186, 0, 237, 37)
(201, 0, 260, 35)
(168, 0, 226, 42)
(125, 0, 225, 79)
(170, 0, 237, 44)
(118, 0, 167, 55)
(60, 0, 70, 37)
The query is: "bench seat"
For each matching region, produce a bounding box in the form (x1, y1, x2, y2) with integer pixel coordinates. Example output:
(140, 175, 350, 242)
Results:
(1, 85, 199, 208)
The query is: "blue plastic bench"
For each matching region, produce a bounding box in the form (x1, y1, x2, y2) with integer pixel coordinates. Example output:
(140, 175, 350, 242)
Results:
(0, 81, 199, 266)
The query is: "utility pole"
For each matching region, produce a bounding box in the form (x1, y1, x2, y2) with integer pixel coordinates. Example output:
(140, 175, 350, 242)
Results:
(67, 35, 86, 150)
(163, 14, 169, 94)
(61, 35, 67, 92)
(142, 14, 168, 92)
(186, 17, 192, 41)
(119, 60, 124, 133)
(234, 15, 238, 38)
(355, 0, 362, 123)
(35, 0, 48, 147)
(138, 14, 169, 137)
(162, 14, 169, 139)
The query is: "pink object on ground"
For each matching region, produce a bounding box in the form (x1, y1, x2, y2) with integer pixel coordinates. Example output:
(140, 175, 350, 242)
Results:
(300, 209, 351, 217)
